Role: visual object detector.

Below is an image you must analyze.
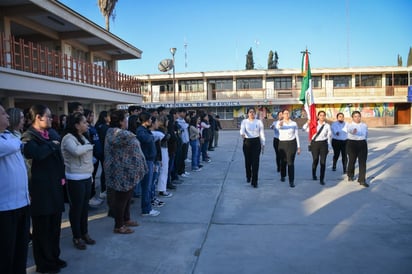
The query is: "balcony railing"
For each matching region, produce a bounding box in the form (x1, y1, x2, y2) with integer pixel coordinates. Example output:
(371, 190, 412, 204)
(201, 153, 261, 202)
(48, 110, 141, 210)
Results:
(0, 33, 140, 94)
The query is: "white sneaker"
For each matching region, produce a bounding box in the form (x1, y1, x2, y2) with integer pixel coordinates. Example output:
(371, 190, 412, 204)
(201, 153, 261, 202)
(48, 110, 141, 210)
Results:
(184, 171, 190, 175)
(158, 191, 173, 198)
(181, 173, 189, 178)
(99, 191, 107, 199)
(141, 209, 160, 217)
(89, 197, 103, 207)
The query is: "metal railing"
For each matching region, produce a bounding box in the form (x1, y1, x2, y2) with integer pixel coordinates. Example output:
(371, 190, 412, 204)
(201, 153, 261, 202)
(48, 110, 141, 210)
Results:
(0, 33, 140, 94)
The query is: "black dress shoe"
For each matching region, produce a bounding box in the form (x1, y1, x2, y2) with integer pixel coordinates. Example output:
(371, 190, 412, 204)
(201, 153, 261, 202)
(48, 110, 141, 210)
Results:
(360, 182, 369, 187)
(73, 238, 86, 250)
(246, 178, 251, 183)
(36, 267, 60, 273)
(280, 177, 285, 182)
(289, 182, 295, 188)
(57, 259, 67, 268)
(167, 184, 177, 190)
(82, 234, 96, 245)
(320, 180, 325, 185)
(312, 176, 318, 180)
(348, 176, 355, 182)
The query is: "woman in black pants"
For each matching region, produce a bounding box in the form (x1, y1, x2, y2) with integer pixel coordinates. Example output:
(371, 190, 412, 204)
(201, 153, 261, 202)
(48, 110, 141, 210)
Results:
(277, 109, 301, 188)
(240, 107, 265, 188)
(345, 111, 369, 187)
(61, 112, 96, 250)
(310, 110, 332, 185)
(22, 104, 67, 273)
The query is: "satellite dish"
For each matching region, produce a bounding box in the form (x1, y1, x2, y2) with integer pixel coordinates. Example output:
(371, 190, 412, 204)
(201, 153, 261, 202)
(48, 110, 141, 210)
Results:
(158, 59, 174, 72)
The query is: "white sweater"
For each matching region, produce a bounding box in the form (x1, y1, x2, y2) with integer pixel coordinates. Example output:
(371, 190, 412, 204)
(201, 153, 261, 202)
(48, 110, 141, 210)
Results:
(61, 133, 94, 180)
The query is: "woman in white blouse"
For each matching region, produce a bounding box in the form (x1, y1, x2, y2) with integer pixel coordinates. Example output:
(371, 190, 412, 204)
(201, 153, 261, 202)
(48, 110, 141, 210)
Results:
(240, 107, 265, 188)
(345, 111, 369, 187)
(310, 110, 332, 185)
(276, 109, 300, 188)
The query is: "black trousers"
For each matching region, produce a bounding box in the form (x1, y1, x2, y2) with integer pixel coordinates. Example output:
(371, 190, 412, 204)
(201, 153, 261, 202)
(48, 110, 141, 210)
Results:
(311, 140, 328, 181)
(332, 139, 347, 172)
(113, 189, 133, 229)
(272, 137, 280, 172)
(278, 139, 297, 183)
(31, 212, 62, 271)
(67, 178, 92, 238)
(0, 205, 30, 274)
(91, 158, 106, 197)
(347, 139, 368, 183)
(243, 137, 261, 185)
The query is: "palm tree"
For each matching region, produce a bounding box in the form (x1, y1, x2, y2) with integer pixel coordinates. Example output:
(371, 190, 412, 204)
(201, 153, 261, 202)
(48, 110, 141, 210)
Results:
(98, 0, 118, 31)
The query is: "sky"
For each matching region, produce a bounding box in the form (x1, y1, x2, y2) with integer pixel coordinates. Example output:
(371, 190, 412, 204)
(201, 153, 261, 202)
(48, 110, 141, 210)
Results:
(59, 0, 412, 76)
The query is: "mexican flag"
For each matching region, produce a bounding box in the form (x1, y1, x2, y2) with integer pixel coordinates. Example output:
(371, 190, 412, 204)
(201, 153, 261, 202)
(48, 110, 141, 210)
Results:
(299, 50, 317, 140)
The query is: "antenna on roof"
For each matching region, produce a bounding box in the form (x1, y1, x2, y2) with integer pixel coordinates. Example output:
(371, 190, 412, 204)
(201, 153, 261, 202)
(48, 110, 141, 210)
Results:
(184, 38, 188, 70)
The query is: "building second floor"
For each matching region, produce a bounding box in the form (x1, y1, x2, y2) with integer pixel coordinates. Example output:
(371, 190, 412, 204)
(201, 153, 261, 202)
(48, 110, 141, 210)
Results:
(136, 66, 412, 107)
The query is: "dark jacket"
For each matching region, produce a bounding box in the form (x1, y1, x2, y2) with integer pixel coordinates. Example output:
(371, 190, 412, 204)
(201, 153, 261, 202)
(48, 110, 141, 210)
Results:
(136, 125, 156, 161)
(21, 127, 65, 216)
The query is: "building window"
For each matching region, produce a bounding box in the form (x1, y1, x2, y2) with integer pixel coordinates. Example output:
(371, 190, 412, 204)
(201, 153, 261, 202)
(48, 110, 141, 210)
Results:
(272, 77, 292, 90)
(152, 81, 173, 92)
(208, 79, 233, 90)
(312, 76, 322, 88)
(211, 107, 233, 120)
(296, 76, 322, 89)
(236, 78, 262, 90)
(355, 74, 381, 87)
(327, 75, 351, 88)
(386, 73, 408, 86)
(179, 80, 204, 92)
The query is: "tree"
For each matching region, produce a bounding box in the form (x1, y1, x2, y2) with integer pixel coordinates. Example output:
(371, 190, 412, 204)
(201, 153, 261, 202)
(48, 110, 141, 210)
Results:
(267, 50, 279, 69)
(408, 47, 412, 67)
(274, 51, 279, 69)
(245, 47, 254, 70)
(98, 0, 118, 31)
(397, 54, 403, 66)
(267, 50, 274, 69)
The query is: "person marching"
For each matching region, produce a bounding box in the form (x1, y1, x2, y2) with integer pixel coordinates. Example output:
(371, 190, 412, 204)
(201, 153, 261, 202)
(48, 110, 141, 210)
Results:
(331, 112, 348, 173)
(240, 107, 265, 188)
(270, 111, 283, 173)
(345, 111, 369, 187)
(276, 109, 300, 188)
(310, 111, 332, 185)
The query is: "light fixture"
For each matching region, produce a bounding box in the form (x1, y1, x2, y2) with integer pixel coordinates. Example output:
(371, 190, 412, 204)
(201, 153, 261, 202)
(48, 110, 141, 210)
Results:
(170, 48, 177, 106)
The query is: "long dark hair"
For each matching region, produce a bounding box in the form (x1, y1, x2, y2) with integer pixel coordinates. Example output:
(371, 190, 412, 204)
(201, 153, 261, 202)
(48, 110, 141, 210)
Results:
(189, 116, 198, 127)
(65, 112, 86, 145)
(128, 115, 139, 133)
(109, 110, 125, 128)
(95, 111, 108, 127)
(28, 104, 48, 124)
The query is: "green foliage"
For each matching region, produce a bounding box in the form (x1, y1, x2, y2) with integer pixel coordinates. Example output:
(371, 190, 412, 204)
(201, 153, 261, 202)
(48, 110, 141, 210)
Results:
(246, 47, 254, 70)
(397, 54, 402, 66)
(267, 50, 279, 69)
(407, 47, 412, 67)
(268, 50, 274, 69)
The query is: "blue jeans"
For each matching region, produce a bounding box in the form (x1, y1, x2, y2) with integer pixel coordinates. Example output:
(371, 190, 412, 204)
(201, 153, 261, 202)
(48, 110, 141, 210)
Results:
(190, 139, 200, 169)
(141, 160, 154, 214)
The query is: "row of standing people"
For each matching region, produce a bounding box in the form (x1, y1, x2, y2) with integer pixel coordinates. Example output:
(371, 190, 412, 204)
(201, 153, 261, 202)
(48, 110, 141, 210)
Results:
(240, 107, 369, 188)
(0, 101, 223, 273)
